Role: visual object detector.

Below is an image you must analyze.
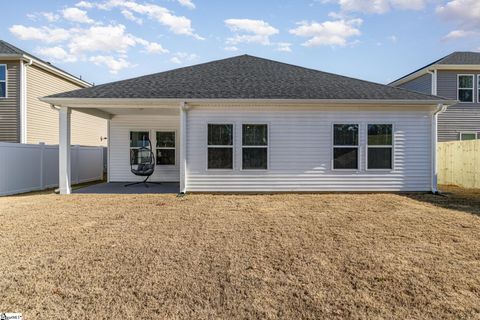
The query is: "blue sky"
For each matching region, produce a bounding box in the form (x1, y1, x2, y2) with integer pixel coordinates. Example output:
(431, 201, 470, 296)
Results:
(1, 0, 478, 85)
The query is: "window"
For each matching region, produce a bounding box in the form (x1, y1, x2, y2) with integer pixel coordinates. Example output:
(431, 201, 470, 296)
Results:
(242, 124, 268, 170)
(156, 131, 175, 165)
(207, 124, 233, 169)
(478, 75, 480, 103)
(367, 124, 393, 170)
(0, 64, 6, 98)
(458, 75, 474, 103)
(333, 124, 358, 170)
(130, 131, 150, 165)
(460, 132, 478, 141)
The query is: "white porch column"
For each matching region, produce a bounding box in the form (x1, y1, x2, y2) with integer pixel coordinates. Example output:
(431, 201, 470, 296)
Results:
(59, 106, 72, 194)
(180, 102, 189, 193)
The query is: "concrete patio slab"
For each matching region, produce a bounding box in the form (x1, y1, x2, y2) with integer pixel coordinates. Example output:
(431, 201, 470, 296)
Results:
(73, 182, 179, 194)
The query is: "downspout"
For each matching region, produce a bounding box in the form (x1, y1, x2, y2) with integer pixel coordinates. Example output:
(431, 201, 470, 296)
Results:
(179, 101, 189, 194)
(431, 103, 448, 194)
(19, 58, 33, 143)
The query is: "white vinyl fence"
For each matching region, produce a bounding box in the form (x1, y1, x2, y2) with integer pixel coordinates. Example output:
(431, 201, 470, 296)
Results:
(0, 142, 104, 196)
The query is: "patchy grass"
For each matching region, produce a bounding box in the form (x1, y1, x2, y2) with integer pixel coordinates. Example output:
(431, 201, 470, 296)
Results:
(0, 190, 479, 319)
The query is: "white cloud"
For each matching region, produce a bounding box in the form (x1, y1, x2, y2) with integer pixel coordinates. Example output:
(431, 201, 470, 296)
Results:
(9, 25, 71, 43)
(68, 24, 138, 54)
(75, 0, 203, 39)
(170, 52, 198, 64)
(224, 46, 239, 51)
(443, 29, 477, 40)
(328, 0, 426, 14)
(89, 55, 133, 74)
(138, 40, 169, 54)
(178, 0, 195, 9)
(225, 19, 279, 45)
(436, 0, 480, 27)
(436, 1, 480, 41)
(62, 7, 95, 24)
(36, 46, 78, 63)
(276, 42, 292, 52)
(121, 10, 143, 24)
(289, 18, 362, 47)
(27, 12, 60, 22)
(76, 1, 94, 8)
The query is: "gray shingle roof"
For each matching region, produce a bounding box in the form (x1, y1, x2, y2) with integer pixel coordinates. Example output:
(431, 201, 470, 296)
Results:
(0, 40, 23, 55)
(438, 51, 480, 65)
(47, 55, 444, 101)
(0, 40, 89, 85)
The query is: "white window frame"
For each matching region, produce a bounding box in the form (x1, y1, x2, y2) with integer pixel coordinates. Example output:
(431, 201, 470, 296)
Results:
(241, 123, 269, 171)
(0, 64, 7, 99)
(457, 74, 474, 103)
(459, 131, 478, 141)
(477, 75, 480, 103)
(206, 123, 235, 171)
(366, 124, 394, 171)
(331, 123, 360, 171)
(155, 130, 177, 166)
(129, 130, 151, 165)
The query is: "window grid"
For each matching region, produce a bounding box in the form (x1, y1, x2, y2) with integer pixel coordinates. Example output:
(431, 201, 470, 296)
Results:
(367, 124, 394, 170)
(242, 124, 269, 170)
(156, 131, 176, 166)
(458, 74, 474, 103)
(207, 124, 234, 170)
(129, 131, 150, 165)
(332, 124, 359, 170)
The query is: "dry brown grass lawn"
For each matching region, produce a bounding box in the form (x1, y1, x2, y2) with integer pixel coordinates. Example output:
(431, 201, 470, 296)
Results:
(0, 187, 479, 319)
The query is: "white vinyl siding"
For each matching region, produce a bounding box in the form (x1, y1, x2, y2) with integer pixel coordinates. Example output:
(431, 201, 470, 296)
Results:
(109, 115, 180, 182)
(185, 106, 433, 192)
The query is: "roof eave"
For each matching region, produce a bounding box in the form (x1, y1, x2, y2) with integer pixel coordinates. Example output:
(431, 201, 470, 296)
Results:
(40, 97, 455, 108)
(390, 63, 480, 87)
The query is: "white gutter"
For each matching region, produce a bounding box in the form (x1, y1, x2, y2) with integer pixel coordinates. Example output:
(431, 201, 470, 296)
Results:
(40, 97, 456, 107)
(431, 103, 448, 194)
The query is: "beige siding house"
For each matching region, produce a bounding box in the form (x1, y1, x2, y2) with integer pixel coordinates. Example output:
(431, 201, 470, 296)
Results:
(0, 40, 106, 146)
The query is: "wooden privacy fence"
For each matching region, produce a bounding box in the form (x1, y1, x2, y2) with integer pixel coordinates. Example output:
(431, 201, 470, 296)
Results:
(0, 142, 104, 196)
(438, 140, 480, 189)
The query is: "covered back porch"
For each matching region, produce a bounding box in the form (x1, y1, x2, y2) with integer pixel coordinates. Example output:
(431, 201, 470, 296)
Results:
(50, 100, 189, 194)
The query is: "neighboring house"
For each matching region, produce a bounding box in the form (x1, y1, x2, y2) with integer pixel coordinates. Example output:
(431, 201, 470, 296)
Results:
(390, 52, 480, 142)
(0, 40, 107, 145)
(41, 55, 454, 194)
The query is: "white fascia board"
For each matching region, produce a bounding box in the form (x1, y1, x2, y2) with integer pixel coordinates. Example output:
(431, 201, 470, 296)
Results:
(40, 97, 456, 108)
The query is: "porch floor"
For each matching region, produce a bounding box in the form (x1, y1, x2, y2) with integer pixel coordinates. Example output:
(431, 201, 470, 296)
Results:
(73, 182, 180, 194)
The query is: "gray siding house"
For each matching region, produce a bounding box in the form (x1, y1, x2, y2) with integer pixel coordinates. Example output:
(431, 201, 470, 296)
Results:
(390, 52, 480, 142)
(0, 40, 107, 146)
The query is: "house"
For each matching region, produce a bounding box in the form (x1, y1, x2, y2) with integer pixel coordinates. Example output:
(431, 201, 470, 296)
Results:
(40, 55, 454, 194)
(390, 52, 480, 142)
(0, 40, 107, 145)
